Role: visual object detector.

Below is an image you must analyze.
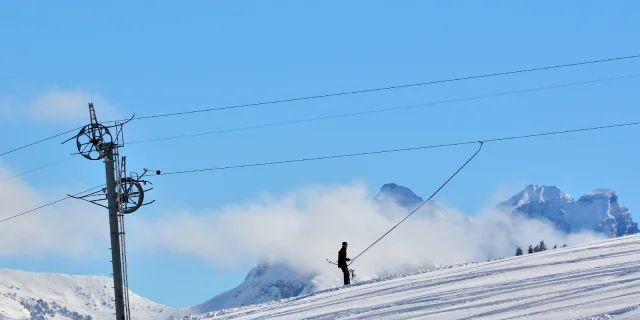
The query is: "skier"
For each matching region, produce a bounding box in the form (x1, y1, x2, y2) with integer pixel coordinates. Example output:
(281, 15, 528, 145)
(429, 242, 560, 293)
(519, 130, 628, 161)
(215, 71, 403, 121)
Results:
(338, 241, 351, 285)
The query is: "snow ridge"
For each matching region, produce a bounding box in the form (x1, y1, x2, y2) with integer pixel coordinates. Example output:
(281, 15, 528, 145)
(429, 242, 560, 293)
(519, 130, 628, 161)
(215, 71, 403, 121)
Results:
(192, 261, 315, 314)
(0, 269, 189, 320)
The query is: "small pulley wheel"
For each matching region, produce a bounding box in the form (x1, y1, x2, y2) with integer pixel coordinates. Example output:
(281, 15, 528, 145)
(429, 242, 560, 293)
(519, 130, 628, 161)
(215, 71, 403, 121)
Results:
(118, 177, 144, 214)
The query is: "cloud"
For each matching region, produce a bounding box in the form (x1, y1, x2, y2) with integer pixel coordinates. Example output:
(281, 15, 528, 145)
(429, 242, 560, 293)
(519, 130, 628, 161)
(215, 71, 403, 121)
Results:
(26, 89, 121, 124)
(0, 164, 108, 260)
(129, 182, 607, 290)
(0, 169, 608, 291)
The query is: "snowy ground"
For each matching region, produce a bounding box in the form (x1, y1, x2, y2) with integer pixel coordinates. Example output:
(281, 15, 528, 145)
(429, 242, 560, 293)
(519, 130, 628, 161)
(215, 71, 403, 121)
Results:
(187, 234, 640, 319)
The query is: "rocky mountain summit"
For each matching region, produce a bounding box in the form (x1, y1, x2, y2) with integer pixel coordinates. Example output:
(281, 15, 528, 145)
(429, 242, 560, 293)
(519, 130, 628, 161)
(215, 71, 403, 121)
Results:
(500, 184, 638, 237)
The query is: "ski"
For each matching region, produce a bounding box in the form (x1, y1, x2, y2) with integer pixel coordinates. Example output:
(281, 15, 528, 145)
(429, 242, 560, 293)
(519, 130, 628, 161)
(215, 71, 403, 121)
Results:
(326, 259, 356, 279)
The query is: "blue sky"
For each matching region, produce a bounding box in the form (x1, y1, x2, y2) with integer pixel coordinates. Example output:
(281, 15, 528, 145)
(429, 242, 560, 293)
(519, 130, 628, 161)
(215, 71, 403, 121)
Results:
(1, 1, 640, 308)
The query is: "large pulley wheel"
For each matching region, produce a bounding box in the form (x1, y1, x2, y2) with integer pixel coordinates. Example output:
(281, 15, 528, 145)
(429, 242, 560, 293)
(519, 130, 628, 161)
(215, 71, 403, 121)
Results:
(118, 177, 144, 214)
(76, 124, 113, 160)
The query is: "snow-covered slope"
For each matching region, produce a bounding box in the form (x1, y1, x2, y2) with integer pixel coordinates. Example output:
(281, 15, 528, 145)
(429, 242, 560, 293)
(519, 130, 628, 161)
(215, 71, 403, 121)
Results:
(184, 234, 640, 319)
(191, 183, 639, 314)
(500, 184, 638, 237)
(192, 261, 315, 314)
(0, 269, 189, 320)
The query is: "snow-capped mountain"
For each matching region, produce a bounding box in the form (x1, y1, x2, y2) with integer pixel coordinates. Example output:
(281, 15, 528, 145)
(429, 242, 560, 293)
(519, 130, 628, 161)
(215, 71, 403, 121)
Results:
(499, 184, 638, 237)
(0, 269, 190, 320)
(499, 185, 573, 233)
(571, 188, 639, 236)
(192, 261, 315, 314)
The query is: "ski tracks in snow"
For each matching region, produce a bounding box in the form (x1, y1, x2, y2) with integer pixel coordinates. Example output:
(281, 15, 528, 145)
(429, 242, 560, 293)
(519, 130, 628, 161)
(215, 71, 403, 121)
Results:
(190, 235, 640, 319)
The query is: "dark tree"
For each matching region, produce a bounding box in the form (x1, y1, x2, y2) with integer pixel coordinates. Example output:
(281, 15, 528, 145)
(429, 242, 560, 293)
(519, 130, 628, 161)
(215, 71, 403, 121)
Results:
(539, 241, 547, 251)
(562, 244, 568, 248)
(533, 244, 540, 252)
(528, 245, 534, 254)
(553, 245, 557, 249)
(515, 247, 523, 256)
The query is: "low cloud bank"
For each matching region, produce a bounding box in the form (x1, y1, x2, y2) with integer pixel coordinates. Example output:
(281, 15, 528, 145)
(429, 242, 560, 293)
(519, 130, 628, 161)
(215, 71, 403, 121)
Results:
(0, 163, 605, 291)
(130, 182, 606, 289)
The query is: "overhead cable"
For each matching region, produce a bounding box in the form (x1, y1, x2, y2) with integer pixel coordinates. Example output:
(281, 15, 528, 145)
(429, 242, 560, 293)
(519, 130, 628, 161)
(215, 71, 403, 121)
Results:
(0, 126, 82, 158)
(5, 73, 639, 183)
(0, 184, 105, 223)
(0, 155, 77, 184)
(3, 120, 638, 223)
(132, 54, 640, 120)
(127, 73, 640, 145)
(7, 72, 637, 183)
(156, 121, 639, 176)
(349, 142, 484, 265)
(3, 54, 639, 157)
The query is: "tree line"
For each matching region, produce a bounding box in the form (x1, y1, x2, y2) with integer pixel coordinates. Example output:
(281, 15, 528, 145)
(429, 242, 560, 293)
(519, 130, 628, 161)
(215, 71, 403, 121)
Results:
(515, 241, 568, 256)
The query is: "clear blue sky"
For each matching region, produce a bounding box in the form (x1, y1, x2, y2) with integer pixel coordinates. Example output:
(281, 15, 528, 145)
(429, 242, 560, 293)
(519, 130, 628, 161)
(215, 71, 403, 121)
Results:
(1, 1, 640, 308)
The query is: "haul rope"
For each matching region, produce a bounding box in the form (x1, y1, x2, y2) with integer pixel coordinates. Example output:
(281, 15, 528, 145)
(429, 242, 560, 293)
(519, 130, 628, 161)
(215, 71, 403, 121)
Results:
(348, 142, 483, 266)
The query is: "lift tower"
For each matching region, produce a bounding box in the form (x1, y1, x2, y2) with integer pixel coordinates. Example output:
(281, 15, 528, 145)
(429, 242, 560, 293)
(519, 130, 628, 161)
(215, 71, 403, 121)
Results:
(63, 103, 158, 319)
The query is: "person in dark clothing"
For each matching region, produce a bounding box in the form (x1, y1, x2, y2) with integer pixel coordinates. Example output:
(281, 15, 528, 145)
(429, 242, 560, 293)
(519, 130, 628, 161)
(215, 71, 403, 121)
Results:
(338, 241, 351, 285)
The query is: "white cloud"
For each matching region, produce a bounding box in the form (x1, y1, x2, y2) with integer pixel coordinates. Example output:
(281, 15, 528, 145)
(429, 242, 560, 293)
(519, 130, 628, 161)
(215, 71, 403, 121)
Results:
(128, 182, 607, 290)
(26, 89, 121, 124)
(0, 168, 608, 291)
(0, 164, 108, 260)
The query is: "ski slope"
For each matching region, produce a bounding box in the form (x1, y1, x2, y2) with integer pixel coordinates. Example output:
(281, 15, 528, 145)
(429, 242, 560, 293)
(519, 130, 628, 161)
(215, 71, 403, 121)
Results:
(187, 234, 640, 319)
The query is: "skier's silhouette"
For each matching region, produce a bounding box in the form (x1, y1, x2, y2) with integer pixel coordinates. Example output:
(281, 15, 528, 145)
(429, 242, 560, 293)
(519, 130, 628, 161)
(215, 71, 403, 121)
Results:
(338, 242, 351, 285)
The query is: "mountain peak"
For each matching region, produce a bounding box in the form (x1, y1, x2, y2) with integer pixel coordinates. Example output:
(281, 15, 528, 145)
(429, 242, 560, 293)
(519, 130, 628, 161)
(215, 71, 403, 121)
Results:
(501, 184, 637, 238)
(581, 188, 618, 201)
(501, 184, 573, 209)
(522, 184, 572, 202)
(195, 262, 315, 314)
(375, 183, 425, 209)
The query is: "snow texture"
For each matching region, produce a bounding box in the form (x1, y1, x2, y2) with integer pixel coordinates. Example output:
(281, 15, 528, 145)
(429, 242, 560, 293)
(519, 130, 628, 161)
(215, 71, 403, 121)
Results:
(193, 261, 315, 313)
(183, 234, 640, 319)
(0, 269, 190, 319)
